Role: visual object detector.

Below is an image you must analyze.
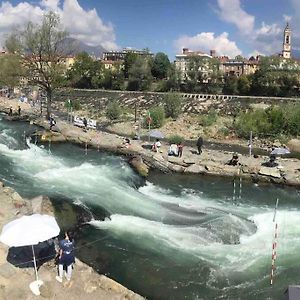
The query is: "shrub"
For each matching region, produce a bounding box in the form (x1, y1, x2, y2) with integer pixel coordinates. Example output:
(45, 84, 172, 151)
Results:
(144, 106, 165, 128)
(64, 99, 80, 111)
(164, 93, 182, 119)
(168, 134, 184, 144)
(198, 109, 218, 127)
(106, 100, 122, 120)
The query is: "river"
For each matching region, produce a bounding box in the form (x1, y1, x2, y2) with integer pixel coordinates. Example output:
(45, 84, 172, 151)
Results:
(1, 114, 300, 299)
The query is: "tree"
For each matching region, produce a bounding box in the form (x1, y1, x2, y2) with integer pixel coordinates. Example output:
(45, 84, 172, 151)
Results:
(0, 54, 24, 89)
(164, 93, 182, 119)
(127, 56, 152, 91)
(223, 75, 238, 95)
(67, 52, 100, 88)
(151, 52, 171, 79)
(5, 11, 69, 118)
(124, 52, 138, 79)
(237, 76, 251, 95)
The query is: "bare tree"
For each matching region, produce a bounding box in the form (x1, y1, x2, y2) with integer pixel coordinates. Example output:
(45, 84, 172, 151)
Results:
(5, 11, 69, 118)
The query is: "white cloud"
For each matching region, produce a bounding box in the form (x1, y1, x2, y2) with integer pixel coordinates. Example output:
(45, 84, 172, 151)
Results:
(0, 0, 118, 50)
(283, 14, 292, 22)
(174, 32, 242, 58)
(217, 0, 255, 34)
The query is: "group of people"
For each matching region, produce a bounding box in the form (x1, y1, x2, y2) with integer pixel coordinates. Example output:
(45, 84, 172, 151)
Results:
(8, 105, 21, 116)
(168, 143, 184, 158)
(49, 116, 56, 131)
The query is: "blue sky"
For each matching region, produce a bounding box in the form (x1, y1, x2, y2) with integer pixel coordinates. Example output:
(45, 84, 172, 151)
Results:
(0, 0, 299, 59)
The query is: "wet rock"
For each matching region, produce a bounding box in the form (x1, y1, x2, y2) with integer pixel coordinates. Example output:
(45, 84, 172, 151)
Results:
(11, 192, 26, 208)
(167, 163, 185, 173)
(130, 156, 149, 177)
(259, 167, 281, 178)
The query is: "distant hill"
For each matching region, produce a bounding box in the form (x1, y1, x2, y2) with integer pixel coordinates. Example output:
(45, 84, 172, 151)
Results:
(58, 38, 106, 58)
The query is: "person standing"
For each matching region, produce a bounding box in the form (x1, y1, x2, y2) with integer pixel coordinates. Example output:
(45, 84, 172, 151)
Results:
(196, 136, 203, 155)
(56, 232, 75, 285)
(177, 143, 183, 158)
(83, 117, 88, 131)
(8, 106, 12, 116)
(18, 105, 21, 116)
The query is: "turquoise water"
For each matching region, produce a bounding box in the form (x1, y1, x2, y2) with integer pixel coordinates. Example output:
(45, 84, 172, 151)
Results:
(1, 114, 300, 299)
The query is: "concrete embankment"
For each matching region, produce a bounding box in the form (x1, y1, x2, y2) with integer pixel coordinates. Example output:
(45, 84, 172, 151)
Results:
(1, 97, 300, 187)
(0, 181, 144, 300)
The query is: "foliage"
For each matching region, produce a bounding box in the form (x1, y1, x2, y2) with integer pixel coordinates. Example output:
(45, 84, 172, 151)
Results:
(144, 106, 165, 128)
(67, 52, 101, 88)
(5, 11, 68, 118)
(151, 52, 171, 79)
(106, 100, 122, 120)
(234, 104, 300, 138)
(198, 109, 218, 127)
(127, 56, 152, 91)
(237, 76, 251, 95)
(168, 134, 184, 144)
(0, 54, 24, 88)
(223, 75, 238, 95)
(124, 52, 138, 79)
(164, 93, 182, 119)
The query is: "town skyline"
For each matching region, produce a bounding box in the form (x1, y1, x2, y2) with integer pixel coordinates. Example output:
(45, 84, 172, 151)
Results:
(0, 0, 299, 59)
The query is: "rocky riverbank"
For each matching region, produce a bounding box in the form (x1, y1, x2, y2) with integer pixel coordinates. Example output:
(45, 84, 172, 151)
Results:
(1, 97, 300, 188)
(0, 181, 144, 300)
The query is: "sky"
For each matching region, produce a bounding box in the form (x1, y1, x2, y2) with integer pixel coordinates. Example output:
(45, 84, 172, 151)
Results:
(0, 0, 299, 60)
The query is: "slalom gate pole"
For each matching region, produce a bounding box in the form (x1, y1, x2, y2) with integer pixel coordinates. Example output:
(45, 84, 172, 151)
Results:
(48, 139, 51, 154)
(85, 141, 88, 155)
(233, 179, 236, 201)
(270, 198, 279, 285)
(239, 177, 242, 200)
(97, 143, 100, 152)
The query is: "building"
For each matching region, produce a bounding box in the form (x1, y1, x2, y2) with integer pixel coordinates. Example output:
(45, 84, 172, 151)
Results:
(175, 48, 212, 75)
(102, 48, 154, 62)
(219, 56, 259, 77)
(282, 23, 292, 59)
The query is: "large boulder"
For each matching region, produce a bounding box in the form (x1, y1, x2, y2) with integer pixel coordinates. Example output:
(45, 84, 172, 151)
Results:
(130, 156, 149, 177)
(287, 139, 300, 153)
(184, 164, 206, 174)
(259, 166, 281, 178)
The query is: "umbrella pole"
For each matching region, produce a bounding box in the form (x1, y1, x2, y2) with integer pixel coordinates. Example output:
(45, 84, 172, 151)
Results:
(31, 245, 39, 281)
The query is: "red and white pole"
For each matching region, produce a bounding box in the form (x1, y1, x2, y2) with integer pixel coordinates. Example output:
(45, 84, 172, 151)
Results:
(270, 199, 279, 285)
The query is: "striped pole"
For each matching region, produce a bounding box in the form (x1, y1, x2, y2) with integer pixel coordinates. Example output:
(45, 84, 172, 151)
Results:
(239, 177, 242, 200)
(270, 199, 279, 285)
(85, 141, 88, 155)
(48, 139, 51, 154)
(233, 179, 236, 201)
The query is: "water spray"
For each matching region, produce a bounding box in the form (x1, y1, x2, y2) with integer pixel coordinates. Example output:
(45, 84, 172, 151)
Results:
(270, 198, 279, 285)
(48, 139, 51, 154)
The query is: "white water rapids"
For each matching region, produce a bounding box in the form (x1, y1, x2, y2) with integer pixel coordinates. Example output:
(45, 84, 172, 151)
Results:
(1, 116, 300, 299)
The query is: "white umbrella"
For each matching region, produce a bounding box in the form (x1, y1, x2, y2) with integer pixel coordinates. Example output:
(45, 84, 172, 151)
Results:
(0, 214, 60, 295)
(271, 147, 291, 155)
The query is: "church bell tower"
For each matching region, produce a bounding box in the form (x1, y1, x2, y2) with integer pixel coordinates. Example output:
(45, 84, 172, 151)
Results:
(282, 23, 292, 59)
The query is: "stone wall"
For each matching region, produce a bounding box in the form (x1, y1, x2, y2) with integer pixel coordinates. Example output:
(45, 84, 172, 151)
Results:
(53, 89, 300, 116)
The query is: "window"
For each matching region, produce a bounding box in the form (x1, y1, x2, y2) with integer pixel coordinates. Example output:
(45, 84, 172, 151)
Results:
(286, 36, 290, 44)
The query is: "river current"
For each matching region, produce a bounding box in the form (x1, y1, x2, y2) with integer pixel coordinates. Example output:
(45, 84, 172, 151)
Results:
(1, 114, 300, 299)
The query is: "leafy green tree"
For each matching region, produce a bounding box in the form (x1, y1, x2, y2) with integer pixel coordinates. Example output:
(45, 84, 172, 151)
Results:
(106, 100, 122, 120)
(145, 106, 165, 128)
(151, 52, 171, 79)
(67, 52, 101, 88)
(164, 93, 182, 119)
(237, 76, 251, 95)
(223, 75, 238, 95)
(0, 54, 24, 89)
(127, 56, 152, 91)
(5, 11, 69, 118)
(124, 52, 138, 79)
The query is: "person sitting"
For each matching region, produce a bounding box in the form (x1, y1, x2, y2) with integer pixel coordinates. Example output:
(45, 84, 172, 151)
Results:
(262, 154, 278, 168)
(122, 137, 131, 148)
(227, 153, 239, 166)
(152, 139, 161, 152)
(168, 144, 178, 156)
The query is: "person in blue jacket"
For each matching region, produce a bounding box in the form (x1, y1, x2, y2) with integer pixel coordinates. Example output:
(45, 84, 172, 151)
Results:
(55, 232, 75, 284)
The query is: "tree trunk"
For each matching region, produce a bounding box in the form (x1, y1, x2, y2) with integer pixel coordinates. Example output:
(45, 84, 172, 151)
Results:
(46, 88, 52, 119)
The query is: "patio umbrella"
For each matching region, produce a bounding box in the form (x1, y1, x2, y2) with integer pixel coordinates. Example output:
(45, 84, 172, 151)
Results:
(271, 147, 291, 155)
(149, 130, 164, 139)
(0, 214, 60, 295)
